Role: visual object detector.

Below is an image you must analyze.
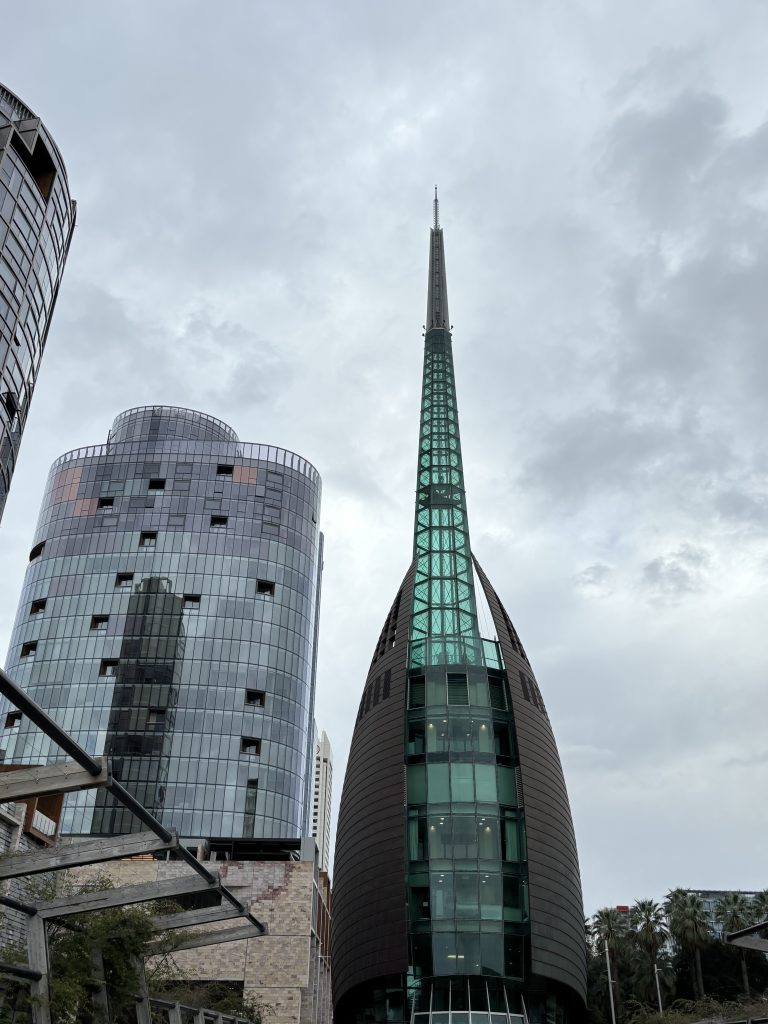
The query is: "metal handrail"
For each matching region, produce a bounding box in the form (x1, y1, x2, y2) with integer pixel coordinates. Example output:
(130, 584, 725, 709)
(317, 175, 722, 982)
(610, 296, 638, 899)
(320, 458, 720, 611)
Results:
(148, 998, 256, 1023)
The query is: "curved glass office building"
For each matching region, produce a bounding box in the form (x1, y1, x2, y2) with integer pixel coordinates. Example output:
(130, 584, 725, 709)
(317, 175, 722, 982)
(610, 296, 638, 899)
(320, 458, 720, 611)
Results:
(0, 82, 76, 521)
(1, 406, 323, 845)
(332, 202, 587, 1023)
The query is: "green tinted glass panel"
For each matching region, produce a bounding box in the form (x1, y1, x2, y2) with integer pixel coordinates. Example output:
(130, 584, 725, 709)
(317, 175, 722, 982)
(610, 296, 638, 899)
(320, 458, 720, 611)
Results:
(408, 764, 426, 804)
(408, 723, 425, 755)
(410, 886, 431, 920)
(431, 873, 454, 918)
(480, 873, 502, 920)
(496, 765, 516, 805)
(478, 817, 499, 860)
(502, 812, 519, 862)
(475, 763, 497, 802)
(451, 763, 474, 802)
(455, 873, 478, 918)
(427, 763, 450, 802)
(429, 816, 450, 859)
(409, 809, 427, 861)
(451, 815, 478, 859)
(426, 717, 448, 752)
(503, 875, 525, 922)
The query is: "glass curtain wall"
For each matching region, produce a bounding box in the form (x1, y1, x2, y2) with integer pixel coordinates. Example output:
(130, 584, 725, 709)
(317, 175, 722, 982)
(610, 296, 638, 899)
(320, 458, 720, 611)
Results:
(0, 82, 75, 521)
(1, 406, 323, 842)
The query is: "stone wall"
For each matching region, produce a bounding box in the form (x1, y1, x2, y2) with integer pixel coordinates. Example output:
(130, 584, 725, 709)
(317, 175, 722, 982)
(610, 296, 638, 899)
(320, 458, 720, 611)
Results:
(74, 857, 332, 1024)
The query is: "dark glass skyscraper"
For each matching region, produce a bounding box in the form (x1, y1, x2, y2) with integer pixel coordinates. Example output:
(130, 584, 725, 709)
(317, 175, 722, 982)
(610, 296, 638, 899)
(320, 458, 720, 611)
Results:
(332, 201, 587, 1023)
(2, 406, 323, 847)
(0, 82, 75, 521)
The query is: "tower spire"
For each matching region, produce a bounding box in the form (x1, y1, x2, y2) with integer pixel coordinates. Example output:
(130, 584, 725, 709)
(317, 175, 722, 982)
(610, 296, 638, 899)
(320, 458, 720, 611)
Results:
(411, 197, 481, 669)
(426, 189, 449, 330)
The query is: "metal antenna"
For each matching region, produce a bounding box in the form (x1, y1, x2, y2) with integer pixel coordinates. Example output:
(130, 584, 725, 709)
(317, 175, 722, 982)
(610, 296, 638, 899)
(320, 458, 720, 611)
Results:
(433, 185, 439, 229)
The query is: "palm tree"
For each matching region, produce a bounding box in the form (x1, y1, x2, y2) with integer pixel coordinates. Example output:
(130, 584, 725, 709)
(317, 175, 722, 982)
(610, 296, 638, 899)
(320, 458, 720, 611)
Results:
(631, 899, 669, 960)
(629, 899, 670, 1008)
(665, 889, 710, 1001)
(592, 907, 629, 1020)
(715, 891, 753, 998)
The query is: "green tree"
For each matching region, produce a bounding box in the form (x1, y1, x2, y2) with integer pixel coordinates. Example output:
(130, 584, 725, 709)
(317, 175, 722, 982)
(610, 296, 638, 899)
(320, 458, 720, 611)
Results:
(629, 899, 672, 1009)
(630, 900, 668, 961)
(714, 892, 753, 998)
(592, 907, 630, 1020)
(751, 889, 768, 924)
(0, 873, 268, 1023)
(665, 889, 710, 1001)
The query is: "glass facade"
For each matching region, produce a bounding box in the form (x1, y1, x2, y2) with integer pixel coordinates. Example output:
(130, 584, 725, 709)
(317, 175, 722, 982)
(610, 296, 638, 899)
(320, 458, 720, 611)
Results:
(0, 82, 76, 521)
(1, 405, 323, 842)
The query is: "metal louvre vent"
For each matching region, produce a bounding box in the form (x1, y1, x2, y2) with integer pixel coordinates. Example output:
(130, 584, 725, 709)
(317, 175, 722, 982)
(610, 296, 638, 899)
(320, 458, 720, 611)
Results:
(409, 677, 425, 709)
(447, 673, 469, 705)
(489, 678, 506, 710)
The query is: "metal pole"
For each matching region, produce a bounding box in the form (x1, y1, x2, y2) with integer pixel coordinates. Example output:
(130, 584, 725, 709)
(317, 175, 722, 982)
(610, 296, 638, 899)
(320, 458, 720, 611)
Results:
(605, 944, 617, 1024)
(654, 963, 664, 1015)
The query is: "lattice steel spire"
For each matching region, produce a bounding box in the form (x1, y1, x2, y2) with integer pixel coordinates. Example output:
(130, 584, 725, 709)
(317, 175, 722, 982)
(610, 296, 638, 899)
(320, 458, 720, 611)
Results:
(411, 195, 481, 668)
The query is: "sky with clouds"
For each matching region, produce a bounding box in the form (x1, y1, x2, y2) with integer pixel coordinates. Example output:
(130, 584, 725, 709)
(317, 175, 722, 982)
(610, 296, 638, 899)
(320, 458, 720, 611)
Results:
(1, 0, 766, 915)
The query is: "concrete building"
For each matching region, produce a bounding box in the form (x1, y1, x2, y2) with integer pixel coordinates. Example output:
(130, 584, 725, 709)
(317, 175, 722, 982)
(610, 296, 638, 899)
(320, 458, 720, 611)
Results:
(0, 82, 75, 522)
(1, 405, 323, 847)
(311, 731, 333, 873)
(332, 198, 586, 1023)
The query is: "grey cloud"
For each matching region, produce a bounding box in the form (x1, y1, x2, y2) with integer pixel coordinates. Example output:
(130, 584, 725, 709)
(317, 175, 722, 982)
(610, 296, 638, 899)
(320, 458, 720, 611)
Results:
(573, 563, 614, 594)
(714, 487, 768, 528)
(520, 408, 669, 506)
(641, 543, 711, 599)
(725, 751, 768, 768)
(602, 90, 728, 225)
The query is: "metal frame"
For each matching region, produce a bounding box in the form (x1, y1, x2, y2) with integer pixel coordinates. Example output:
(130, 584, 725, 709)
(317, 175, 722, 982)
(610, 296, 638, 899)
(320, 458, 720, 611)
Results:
(0, 665, 265, 935)
(0, 664, 268, 1023)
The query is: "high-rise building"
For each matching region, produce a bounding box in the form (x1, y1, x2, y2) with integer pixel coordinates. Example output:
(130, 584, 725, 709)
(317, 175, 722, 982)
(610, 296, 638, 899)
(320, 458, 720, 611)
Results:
(312, 729, 333, 872)
(0, 82, 75, 521)
(1, 405, 323, 849)
(332, 200, 587, 1023)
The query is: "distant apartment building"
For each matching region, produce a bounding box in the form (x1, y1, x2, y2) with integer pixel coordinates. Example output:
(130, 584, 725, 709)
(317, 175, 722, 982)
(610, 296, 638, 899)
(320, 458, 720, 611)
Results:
(685, 889, 762, 939)
(311, 730, 333, 873)
(0, 81, 75, 521)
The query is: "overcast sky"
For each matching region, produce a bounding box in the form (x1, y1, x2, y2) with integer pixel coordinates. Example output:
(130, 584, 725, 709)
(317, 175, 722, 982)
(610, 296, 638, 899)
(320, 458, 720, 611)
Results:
(1, 1, 767, 915)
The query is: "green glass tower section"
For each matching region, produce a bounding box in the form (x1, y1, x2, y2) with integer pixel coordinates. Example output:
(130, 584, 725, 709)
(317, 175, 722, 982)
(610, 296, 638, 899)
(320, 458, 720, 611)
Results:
(405, 196, 529, 1007)
(411, 203, 481, 671)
